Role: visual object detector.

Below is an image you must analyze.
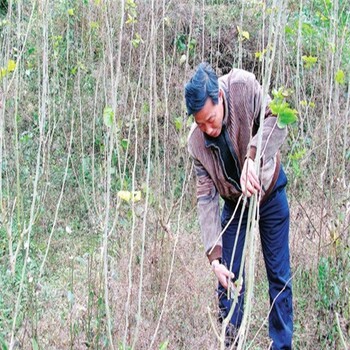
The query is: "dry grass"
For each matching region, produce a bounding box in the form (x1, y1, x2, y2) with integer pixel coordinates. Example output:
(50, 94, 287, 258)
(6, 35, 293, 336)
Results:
(10, 195, 341, 349)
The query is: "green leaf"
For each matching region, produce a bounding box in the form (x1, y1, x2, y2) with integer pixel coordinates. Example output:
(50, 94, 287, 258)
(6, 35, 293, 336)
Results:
(285, 25, 295, 35)
(67, 8, 74, 16)
(301, 23, 316, 37)
(121, 139, 128, 150)
(7, 59, 16, 72)
(131, 33, 143, 48)
(103, 106, 114, 128)
(188, 38, 196, 50)
(132, 191, 141, 202)
(0, 67, 8, 78)
(335, 69, 345, 85)
(255, 49, 267, 61)
(118, 342, 132, 350)
(174, 117, 182, 131)
(277, 108, 298, 128)
(186, 115, 194, 127)
(20, 131, 33, 143)
(242, 30, 250, 40)
(237, 26, 250, 41)
(269, 101, 289, 115)
(142, 102, 150, 114)
(32, 338, 39, 350)
(176, 35, 187, 53)
(300, 100, 315, 108)
(126, 13, 137, 25)
(290, 148, 306, 161)
(90, 21, 100, 30)
(118, 191, 131, 202)
(271, 87, 289, 102)
(159, 340, 169, 350)
(70, 66, 77, 75)
(126, 0, 137, 9)
(269, 88, 298, 129)
(302, 55, 318, 69)
(0, 337, 8, 350)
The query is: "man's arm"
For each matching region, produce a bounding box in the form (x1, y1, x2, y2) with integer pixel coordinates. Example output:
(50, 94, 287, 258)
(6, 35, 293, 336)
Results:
(192, 157, 222, 263)
(241, 77, 288, 197)
(192, 157, 235, 288)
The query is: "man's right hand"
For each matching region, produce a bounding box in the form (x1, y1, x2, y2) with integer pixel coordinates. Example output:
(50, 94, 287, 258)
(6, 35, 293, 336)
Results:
(240, 157, 261, 197)
(211, 259, 235, 289)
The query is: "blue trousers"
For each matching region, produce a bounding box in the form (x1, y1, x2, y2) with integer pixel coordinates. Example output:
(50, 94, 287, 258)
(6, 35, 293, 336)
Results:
(218, 168, 293, 350)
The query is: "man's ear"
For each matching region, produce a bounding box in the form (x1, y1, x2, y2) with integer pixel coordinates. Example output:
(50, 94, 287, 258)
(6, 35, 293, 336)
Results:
(218, 89, 223, 102)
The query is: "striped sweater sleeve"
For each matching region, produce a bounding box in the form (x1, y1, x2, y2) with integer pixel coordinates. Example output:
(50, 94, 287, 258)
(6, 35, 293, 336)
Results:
(192, 157, 222, 263)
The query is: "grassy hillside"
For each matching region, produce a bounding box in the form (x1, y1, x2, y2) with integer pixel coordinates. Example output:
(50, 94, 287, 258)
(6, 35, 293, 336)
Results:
(0, 0, 349, 349)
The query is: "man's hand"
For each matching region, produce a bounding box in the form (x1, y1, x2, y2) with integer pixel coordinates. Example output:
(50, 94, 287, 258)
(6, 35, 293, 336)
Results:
(211, 259, 234, 289)
(240, 158, 261, 197)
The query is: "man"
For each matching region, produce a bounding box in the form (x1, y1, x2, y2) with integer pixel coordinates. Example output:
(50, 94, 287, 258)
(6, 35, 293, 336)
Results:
(185, 63, 293, 349)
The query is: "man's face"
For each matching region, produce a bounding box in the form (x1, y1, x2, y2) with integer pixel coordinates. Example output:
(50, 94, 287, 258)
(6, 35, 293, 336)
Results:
(194, 91, 224, 138)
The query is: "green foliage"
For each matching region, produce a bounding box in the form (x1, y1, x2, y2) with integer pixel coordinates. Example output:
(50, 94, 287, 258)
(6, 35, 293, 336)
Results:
(175, 34, 196, 57)
(0, 59, 16, 79)
(159, 340, 169, 350)
(126, 0, 137, 24)
(0, 0, 8, 17)
(188, 38, 196, 53)
(255, 48, 267, 62)
(316, 247, 350, 346)
(31, 338, 39, 350)
(103, 107, 114, 128)
(174, 116, 182, 132)
(269, 88, 298, 128)
(288, 147, 306, 178)
(131, 33, 143, 48)
(317, 252, 349, 311)
(237, 26, 250, 41)
(121, 139, 128, 150)
(175, 34, 187, 53)
(0, 337, 8, 350)
(335, 69, 345, 85)
(300, 100, 315, 108)
(118, 342, 132, 350)
(302, 55, 318, 69)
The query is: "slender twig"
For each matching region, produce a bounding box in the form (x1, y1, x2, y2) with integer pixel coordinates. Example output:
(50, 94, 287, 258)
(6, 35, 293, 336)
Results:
(10, 0, 49, 347)
(234, 0, 285, 348)
(248, 274, 295, 348)
(208, 194, 243, 256)
(335, 312, 348, 349)
(132, 5, 155, 345)
(123, 85, 139, 350)
(101, 1, 126, 348)
(39, 116, 74, 277)
(148, 157, 192, 349)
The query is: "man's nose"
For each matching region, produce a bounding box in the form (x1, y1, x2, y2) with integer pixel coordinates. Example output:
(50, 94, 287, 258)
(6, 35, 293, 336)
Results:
(205, 127, 214, 136)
